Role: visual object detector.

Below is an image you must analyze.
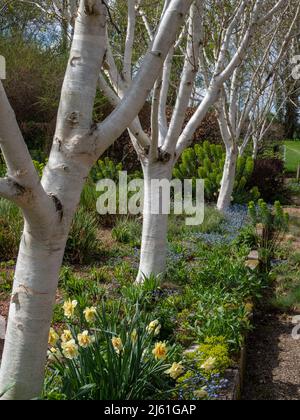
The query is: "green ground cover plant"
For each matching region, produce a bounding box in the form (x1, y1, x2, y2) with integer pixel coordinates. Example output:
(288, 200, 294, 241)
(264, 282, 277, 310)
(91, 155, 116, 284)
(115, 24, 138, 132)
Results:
(42, 209, 271, 400)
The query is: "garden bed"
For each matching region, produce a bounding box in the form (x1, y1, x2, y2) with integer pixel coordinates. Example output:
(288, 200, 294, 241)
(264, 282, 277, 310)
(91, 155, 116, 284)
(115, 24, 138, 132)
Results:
(0, 202, 288, 400)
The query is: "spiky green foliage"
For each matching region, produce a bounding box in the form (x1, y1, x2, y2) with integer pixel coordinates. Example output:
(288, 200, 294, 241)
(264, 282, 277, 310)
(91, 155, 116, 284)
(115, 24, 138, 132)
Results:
(173, 142, 224, 201)
(248, 200, 289, 268)
(174, 141, 259, 203)
(93, 157, 123, 184)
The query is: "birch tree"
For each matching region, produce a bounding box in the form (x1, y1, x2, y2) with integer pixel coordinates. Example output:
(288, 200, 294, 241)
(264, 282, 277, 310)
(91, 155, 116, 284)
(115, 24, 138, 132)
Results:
(0, 0, 193, 400)
(243, 73, 300, 160)
(100, 0, 289, 282)
(215, 1, 300, 211)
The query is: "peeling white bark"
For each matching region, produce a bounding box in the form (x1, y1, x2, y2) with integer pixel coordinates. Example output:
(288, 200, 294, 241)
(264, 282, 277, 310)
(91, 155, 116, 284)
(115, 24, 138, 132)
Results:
(136, 160, 173, 283)
(0, 228, 66, 400)
(217, 147, 238, 212)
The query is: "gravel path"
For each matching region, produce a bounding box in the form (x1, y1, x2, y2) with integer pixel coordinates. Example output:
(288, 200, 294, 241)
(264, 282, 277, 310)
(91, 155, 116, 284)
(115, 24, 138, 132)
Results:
(242, 309, 300, 400)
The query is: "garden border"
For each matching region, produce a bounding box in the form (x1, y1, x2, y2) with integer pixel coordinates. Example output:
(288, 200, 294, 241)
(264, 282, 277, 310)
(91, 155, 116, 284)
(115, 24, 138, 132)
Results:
(219, 249, 259, 400)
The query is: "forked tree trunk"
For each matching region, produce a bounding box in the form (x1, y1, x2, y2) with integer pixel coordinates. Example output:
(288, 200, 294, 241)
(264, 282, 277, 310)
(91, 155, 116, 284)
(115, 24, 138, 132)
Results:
(217, 146, 238, 212)
(0, 161, 89, 400)
(136, 160, 173, 283)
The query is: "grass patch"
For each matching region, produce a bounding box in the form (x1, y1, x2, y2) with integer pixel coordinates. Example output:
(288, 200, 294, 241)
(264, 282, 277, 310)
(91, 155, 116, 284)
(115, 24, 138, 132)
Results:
(284, 141, 300, 173)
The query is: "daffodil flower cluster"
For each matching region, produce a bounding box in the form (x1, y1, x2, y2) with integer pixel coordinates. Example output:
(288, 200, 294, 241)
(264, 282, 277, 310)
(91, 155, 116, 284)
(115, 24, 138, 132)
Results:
(47, 301, 97, 361)
(146, 319, 161, 336)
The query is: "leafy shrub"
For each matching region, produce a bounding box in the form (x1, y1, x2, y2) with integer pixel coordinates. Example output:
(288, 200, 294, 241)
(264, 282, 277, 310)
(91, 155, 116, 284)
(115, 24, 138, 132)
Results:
(173, 142, 224, 201)
(33, 160, 46, 178)
(248, 200, 289, 268)
(1, 35, 67, 154)
(90, 157, 143, 226)
(181, 336, 231, 379)
(176, 290, 252, 351)
(233, 156, 260, 203)
(259, 141, 284, 160)
(80, 178, 99, 215)
(0, 199, 23, 260)
(247, 159, 286, 202)
(168, 207, 224, 241)
(45, 301, 176, 400)
(65, 207, 99, 264)
(195, 336, 232, 375)
(170, 244, 265, 351)
(0, 160, 6, 177)
(174, 141, 259, 203)
(0, 268, 14, 297)
(112, 218, 142, 245)
(59, 267, 106, 303)
(92, 157, 123, 184)
(234, 225, 258, 249)
(174, 336, 231, 400)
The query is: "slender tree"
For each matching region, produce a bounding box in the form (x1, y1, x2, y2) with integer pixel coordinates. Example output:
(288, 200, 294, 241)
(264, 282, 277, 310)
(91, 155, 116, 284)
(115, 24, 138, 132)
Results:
(215, 1, 300, 210)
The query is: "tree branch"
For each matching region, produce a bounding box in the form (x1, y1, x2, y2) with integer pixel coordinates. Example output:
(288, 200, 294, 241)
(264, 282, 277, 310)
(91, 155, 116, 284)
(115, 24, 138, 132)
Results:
(98, 72, 151, 148)
(123, 0, 137, 83)
(158, 48, 174, 146)
(162, 0, 204, 154)
(95, 0, 194, 156)
(54, 0, 107, 142)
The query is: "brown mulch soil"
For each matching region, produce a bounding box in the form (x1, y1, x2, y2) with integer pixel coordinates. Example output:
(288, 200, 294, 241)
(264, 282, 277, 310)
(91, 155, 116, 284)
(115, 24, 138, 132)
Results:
(0, 298, 9, 319)
(242, 309, 300, 400)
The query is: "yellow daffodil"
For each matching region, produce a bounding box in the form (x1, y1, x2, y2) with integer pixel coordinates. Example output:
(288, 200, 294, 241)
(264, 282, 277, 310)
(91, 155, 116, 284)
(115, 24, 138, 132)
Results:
(47, 347, 62, 362)
(48, 328, 59, 347)
(147, 320, 161, 335)
(154, 325, 161, 336)
(194, 388, 208, 399)
(83, 306, 97, 324)
(61, 339, 79, 360)
(77, 331, 94, 348)
(131, 329, 138, 344)
(152, 342, 168, 360)
(61, 330, 73, 343)
(63, 299, 78, 319)
(112, 337, 123, 355)
(201, 357, 216, 372)
(165, 362, 184, 380)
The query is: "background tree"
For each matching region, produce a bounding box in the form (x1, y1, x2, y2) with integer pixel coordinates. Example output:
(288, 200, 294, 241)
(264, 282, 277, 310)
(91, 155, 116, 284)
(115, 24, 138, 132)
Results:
(101, 0, 291, 282)
(214, 1, 300, 211)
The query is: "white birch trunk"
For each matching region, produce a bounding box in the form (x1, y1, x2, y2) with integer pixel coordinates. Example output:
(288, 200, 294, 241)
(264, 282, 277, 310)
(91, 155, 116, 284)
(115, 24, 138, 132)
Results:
(217, 147, 238, 212)
(0, 227, 66, 399)
(0, 163, 89, 400)
(136, 160, 172, 283)
(0, 0, 106, 399)
(252, 136, 259, 159)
